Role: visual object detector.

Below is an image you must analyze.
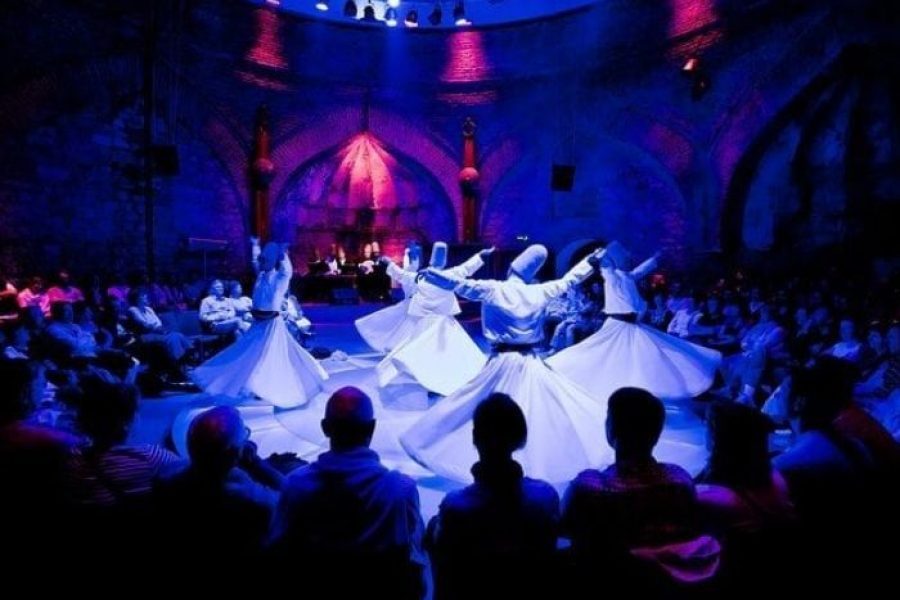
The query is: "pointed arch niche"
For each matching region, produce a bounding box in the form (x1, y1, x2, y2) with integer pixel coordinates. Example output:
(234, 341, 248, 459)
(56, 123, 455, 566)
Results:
(272, 132, 457, 268)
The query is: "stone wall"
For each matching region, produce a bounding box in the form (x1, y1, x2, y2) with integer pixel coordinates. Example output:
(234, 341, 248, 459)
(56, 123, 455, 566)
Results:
(0, 0, 896, 279)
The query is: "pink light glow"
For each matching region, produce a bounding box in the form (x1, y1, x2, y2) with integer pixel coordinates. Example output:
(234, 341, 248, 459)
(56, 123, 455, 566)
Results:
(330, 133, 398, 211)
(667, 0, 722, 59)
(441, 30, 492, 84)
(247, 8, 287, 70)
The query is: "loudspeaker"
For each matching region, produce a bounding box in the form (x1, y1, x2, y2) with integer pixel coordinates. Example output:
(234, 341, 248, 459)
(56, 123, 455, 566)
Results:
(152, 145, 180, 176)
(551, 164, 575, 191)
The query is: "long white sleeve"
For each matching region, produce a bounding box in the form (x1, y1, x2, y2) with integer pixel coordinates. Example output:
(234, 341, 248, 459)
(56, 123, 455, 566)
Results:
(278, 251, 293, 281)
(387, 261, 418, 290)
(630, 256, 658, 280)
(535, 257, 594, 300)
(443, 253, 485, 279)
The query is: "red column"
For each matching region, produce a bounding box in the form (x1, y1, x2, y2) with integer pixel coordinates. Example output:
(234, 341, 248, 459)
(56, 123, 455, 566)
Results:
(459, 117, 480, 243)
(250, 105, 276, 239)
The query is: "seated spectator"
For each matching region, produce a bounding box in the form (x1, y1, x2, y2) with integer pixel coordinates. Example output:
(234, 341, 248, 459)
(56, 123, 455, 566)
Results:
(642, 290, 673, 331)
(65, 376, 182, 509)
(228, 280, 253, 331)
(428, 393, 559, 600)
(855, 324, 900, 437)
(45, 301, 100, 360)
(0, 272, 17, 300)
(562, 388, 719, 592)
(283, 294, 312, 342)
(859, 322, 887, 376)
(667, 295, 701, 339)
(127, 288, 192, 381)
(823, 318, 863, 363)
(721, 304, 787, 404)
(696, 402, 796, 593)
(62, 375, 182, 567)
(689, 294, 725, 345)
(3, 326, 30, 360)
(550, 283, 603, 352)
(774, 357, 886, 588)
(199, 279, 242, 335)
(0, 360, 81, 567)
(17, 276, 50, 317)
(269, 386, 426, 599)
(805, 306, 834, 359)
(106, 277, 130, 304)
(18, 304, 47, 352)
(697, 402, 795, 533)
(324, 253, 341, 276)
(75, 303, 112, 348)
(47, 270, 85, 305)
(154, 406, 281, 566)
(708, 301, 746, 353)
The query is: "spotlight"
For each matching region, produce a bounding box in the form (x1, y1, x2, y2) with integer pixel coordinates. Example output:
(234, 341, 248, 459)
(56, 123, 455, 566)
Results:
(343, 0, 357, 17)
(387, 0, 401, 7)
(428, 2, 442, 26)
(681, 56, 710, 100)
(385, 7, 398, 26)
(315, 1, 329, 11)
(682, 57, 701, 75)
(453, 1, 470, 26)
(404, 9, 418, 27)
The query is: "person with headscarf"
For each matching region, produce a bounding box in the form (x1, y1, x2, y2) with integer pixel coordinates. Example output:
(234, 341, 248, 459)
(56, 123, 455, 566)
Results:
(374, 242, 493, 396)
(191, 238, 328, 409)
(399, 243, 613, 484)
(354, 240, 425, 353)
(548, 241, 721, 404)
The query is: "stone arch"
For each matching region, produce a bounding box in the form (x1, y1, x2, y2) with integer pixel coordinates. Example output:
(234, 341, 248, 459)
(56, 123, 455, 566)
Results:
(271, 132, 457, 269)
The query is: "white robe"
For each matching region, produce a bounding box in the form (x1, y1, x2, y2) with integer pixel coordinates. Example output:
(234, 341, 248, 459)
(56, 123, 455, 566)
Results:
(376, 254, 487, 396)
(548, 257, 721, 401)
(191, 254, 327, 408)
(400, 256, 613, 483)
(355, 260, 421, 353)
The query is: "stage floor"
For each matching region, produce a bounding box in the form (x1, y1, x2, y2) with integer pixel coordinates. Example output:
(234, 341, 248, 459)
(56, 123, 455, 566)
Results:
(132, 303, 709, 521)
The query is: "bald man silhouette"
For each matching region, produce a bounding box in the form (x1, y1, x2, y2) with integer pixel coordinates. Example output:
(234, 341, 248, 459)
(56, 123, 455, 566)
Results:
(269, 387, 426, 598)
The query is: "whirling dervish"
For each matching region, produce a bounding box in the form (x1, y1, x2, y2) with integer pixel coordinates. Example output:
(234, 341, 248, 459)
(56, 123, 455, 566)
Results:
(399, 244, 614, 484)
(374, 242, 492, 396)
(191, 237, 328, 409)
(354, 240, 422, 353)
(548, 241, 721, 403)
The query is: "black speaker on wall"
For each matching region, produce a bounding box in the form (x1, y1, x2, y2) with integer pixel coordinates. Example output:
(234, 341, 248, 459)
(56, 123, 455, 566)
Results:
(551, 164, 575, 191)
(152, 145, 180, 176)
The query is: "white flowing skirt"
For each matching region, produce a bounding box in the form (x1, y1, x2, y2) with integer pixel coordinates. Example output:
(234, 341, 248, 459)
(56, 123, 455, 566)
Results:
(354, 299, 420, 353)
(548, 318, 721, 402)
(400, 352, 613, 483)
(376, 315, 486, 396)
(191, 316, 328, 409)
